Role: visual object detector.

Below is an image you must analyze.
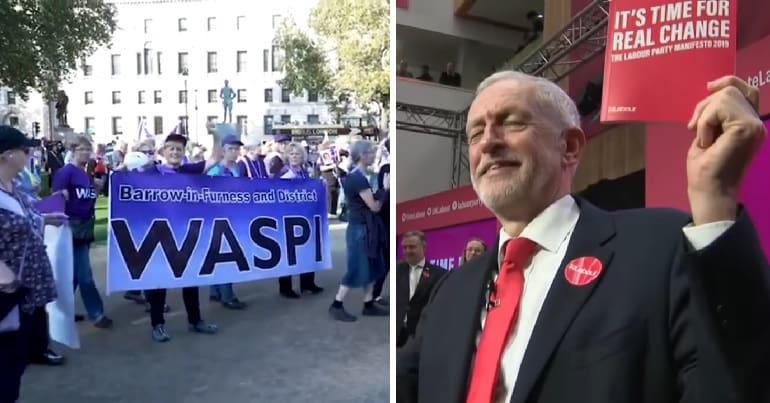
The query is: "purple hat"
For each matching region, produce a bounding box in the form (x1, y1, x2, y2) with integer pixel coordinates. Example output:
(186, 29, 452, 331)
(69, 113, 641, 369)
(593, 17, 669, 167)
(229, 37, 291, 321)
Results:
(274, 134, 291, 143)
(221, 134, 243, 146)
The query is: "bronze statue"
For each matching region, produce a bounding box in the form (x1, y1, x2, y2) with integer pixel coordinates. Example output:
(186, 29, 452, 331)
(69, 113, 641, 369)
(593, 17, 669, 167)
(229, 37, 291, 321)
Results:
(220, 79, 235, 123)
(55, 90, 69, 127)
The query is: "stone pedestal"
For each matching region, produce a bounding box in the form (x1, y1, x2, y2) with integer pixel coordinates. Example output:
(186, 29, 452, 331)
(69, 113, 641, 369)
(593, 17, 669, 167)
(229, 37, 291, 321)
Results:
(52, 125, 76, 144)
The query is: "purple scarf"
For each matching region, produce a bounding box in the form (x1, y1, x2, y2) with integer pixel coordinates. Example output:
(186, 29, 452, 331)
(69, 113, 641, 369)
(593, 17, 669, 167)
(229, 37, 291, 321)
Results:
(242, 156, 268, 179)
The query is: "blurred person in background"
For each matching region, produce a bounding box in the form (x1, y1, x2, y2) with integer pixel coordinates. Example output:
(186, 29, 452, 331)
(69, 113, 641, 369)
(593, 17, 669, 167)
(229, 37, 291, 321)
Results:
(0, 126, 68, 403)
(329, 140, 389, 322)
(459, 237, 487, 265)
(266, 134, 291, 177)
(317, 141, 341, 216)
(372, 138, 390, 306)
(395, 231, 446, 348)
(237, 134, 268, 179)
(45, 141, 65, 189)
(278, 142, 324, 298)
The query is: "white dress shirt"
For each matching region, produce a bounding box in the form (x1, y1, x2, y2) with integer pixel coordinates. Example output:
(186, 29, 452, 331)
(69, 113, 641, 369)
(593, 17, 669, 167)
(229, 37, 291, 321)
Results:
(481, 195, 736, 403)
(408, 258, 426, 300)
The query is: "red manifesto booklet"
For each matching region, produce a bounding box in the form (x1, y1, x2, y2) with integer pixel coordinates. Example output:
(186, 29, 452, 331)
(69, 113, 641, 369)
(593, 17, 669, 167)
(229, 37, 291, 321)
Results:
(601, 0, 737, 123)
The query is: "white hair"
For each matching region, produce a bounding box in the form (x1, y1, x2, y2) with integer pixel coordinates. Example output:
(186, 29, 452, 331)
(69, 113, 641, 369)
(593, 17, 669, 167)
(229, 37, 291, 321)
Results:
(476, 71, 581, 131)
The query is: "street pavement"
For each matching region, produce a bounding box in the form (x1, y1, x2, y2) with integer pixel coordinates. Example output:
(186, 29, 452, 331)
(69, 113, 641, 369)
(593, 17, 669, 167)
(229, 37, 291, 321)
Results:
(19, 222, 390, 403)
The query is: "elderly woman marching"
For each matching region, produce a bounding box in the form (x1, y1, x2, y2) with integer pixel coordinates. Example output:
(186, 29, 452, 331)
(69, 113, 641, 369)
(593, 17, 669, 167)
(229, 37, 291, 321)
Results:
(0, 126, 67, 402)
(278, 142, 324, 298)
(329, 140, 389, 322)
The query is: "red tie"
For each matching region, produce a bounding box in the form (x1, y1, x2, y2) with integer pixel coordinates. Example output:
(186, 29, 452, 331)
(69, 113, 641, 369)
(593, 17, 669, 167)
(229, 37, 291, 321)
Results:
(465, 237, 538, 403)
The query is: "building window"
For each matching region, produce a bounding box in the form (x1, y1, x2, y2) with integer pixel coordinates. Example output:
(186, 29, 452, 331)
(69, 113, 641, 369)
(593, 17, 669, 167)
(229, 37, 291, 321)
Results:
(207, 52, 218, 73)
(271, 45, 282, 71)
(236, 16, 245, 30)
(264, 88, 273, 102)
(281, 88, 290, 103)
(178, 18, 187, 32)
(207, 17, 216, 31)
(178, 116, 189, 134)
(8, 116, 19, 126)
(153, 90, 162, 104)
(206, 115, 218, 124)
(112, 91, 121, 104)
(6, 91, 15, 105)
(82, 58, 93, 76)
(84, 91, 93, 104)
(307, 90, 319, 103)
(179, 90, 187, 104)
(307, 114, 319, 124)
(263, 49, 269, 72)
(148, 116, 161, 134)
(280, 114, 291, 123)
(112, 117, 123, 136)
(272, 14, 282, 28)
(178, 52, 188, 74)
(207, 90, 217, 103)
(138, 91, 146, 104)
(136, 52, 142, 75)
(84, 117, 95, 132)
(237, 89, 247, 102)
(156, 51, 163, 75)
(236, 51, 247, 73)
(263, 115, 273, 135)
(236, 115, 247, 131)
(111, 54, 121, 75)
(144, 19, 152, 34)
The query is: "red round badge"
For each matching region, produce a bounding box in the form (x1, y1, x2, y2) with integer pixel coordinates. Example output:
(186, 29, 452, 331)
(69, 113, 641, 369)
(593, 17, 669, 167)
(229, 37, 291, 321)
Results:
(564, 256, 603, 286)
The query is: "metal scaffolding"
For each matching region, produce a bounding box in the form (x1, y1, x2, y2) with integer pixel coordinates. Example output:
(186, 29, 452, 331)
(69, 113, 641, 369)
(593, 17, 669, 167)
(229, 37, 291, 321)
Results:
(396, 0, 610, 187)
(395, 102, 469, 187)
(514, 0, 610, 82)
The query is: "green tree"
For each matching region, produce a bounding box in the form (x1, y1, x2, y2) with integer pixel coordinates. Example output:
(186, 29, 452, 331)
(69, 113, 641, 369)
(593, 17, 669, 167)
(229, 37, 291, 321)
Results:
(311, 0, 389, 108)
(274, 0, 389, 123)
(0, 0, 117, 99)
(274, 18, 335, 100)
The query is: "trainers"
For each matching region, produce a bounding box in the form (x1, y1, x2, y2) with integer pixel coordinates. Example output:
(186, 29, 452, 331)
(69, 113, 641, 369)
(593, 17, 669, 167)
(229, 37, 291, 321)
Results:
(152, 325, 171, 342)
(329, 305, 357, 322)
(124, 292, 145, 304)
(93, 316, 113, 329)
(222, 299, 247, 310)
(189, 321, 218, 334)
(362, 304, 388, 317)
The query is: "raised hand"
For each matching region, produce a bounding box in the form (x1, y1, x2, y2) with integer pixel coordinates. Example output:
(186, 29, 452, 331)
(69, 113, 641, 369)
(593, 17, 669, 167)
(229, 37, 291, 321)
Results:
(686, 76, 767, 225)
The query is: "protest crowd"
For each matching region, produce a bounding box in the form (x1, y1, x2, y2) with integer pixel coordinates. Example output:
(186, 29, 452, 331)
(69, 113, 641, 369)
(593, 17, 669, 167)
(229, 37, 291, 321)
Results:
(0, 123, 391, 403)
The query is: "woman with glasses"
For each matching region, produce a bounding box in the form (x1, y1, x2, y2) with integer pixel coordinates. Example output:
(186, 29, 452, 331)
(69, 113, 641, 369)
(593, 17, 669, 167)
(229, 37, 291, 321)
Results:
(51, 136, 113, 329)
(277, 142, 324, 298)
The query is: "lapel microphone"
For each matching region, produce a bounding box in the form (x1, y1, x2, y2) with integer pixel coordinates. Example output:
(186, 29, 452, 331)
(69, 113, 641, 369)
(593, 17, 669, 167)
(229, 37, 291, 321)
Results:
(486, 278, 499, 311)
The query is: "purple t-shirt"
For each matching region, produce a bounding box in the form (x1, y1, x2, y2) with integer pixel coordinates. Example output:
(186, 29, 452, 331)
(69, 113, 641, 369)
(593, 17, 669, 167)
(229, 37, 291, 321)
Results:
(51, 163, 98, 219)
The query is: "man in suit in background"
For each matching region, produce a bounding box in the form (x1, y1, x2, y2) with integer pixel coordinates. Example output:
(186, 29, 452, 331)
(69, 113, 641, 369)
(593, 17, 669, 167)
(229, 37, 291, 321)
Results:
(396, 231, 446, 348)
(396, 71, 770, 403)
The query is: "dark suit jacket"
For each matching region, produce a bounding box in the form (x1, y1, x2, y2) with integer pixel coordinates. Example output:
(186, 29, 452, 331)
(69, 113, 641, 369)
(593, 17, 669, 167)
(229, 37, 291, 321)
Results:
(396, 261, 446, 348)
(397, 198, 770, 403)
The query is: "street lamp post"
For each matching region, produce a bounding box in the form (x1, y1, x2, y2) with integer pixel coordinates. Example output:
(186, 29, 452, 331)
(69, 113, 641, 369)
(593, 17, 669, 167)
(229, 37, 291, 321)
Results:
(181, 67, 189, 135)
(194, 89, 199, 143)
